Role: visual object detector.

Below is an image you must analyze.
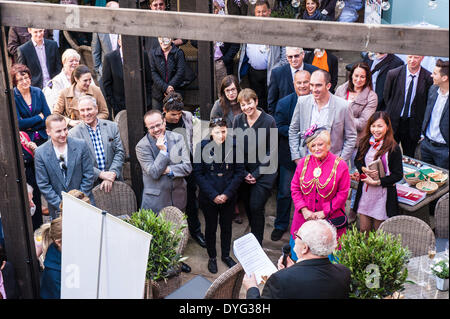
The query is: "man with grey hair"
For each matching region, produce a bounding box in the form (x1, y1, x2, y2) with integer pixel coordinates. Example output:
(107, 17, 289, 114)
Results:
(267, 47, 318, 114)
(243, 219, 351, 299)
(68, 95, 125, 193)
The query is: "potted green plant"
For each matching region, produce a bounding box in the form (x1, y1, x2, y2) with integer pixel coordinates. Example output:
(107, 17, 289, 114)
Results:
(126, 209, 187, 298)
(430, 256, 449, 291)
(333, 225, 411, 299)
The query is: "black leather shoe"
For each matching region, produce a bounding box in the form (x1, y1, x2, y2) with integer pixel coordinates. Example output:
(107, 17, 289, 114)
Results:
(271, 228, 285, 241)
(221, 256, 237, 268)
(181, 262, 191, 273)
(208, 258, 218, 274)
(192, 232, 207, 248)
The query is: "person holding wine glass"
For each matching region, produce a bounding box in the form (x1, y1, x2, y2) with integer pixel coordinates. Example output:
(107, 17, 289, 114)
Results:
(352, 111, 403, 233)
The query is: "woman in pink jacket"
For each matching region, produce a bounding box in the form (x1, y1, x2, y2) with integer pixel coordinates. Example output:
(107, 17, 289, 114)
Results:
(290, 126, 350, 260)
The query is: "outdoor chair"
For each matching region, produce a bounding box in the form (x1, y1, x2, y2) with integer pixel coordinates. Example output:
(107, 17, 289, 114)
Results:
(435, 193, 449, 239)
(92, 181, 137, 217)
(378, 215, 436, 257)
(204, 263, 244, 299)
(164, 262, 245, 299)
(158, 206, 189, 256)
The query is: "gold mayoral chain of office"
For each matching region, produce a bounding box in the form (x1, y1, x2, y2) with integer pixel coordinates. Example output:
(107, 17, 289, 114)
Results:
(299, 154, 341, 198)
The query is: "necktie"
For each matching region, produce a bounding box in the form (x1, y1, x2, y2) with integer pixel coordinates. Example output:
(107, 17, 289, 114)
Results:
(402, 75, 416, 119)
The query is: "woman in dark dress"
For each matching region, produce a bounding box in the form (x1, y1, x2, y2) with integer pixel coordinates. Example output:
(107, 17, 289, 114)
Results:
(193, 118, 246, 274)
(232, 88, 278, 245)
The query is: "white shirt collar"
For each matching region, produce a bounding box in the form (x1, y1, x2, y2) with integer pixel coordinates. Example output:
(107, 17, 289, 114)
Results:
(438, 88, 449, 97)
(407, 66, 421, 78)
(32, 39, 44, 48)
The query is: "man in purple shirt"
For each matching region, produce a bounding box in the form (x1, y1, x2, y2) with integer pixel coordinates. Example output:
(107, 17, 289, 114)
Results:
(17, 28, 61, 89)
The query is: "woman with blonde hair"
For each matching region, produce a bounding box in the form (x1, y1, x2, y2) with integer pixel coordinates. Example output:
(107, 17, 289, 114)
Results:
(38, 217, 62, 299)
(43, 48, 82, 111)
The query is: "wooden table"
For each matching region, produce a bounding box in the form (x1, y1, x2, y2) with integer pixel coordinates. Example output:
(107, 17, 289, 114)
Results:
(402, 251, 449, 299)
(350, 156, 449, 213)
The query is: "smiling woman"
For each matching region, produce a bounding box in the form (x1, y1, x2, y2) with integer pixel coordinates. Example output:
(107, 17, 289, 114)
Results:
(53, 65, 109, 128)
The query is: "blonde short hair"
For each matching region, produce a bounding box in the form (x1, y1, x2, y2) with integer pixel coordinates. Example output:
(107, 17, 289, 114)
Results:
(62, 49, 81, 65)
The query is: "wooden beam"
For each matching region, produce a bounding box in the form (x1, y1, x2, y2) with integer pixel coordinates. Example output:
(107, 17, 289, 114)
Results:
(0, 26, 40, 299)
(120, 0, 146, 207)
(195, 0, 214, 121)
(0, 1, 448, 57)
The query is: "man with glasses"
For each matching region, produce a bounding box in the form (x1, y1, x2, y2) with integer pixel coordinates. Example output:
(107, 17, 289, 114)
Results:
(243, 219, 351, 299)
(35, 114, 94, 219)
(136, 110, 192, 213)
(267, 47, 318, 115)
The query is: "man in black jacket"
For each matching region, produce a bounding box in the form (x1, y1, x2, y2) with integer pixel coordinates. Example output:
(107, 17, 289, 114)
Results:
(101, 35, 153, 116)
(384, 55, 433, 157)
(361, 53, 404, 111)
(243, 219, 351, 299)
(17, 28, 61, 89)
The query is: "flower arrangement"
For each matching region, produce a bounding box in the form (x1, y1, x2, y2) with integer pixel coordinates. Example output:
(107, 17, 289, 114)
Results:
(430, 256, 449, 279)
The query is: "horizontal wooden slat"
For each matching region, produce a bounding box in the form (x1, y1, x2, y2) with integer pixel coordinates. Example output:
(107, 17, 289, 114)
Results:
(0, 0, 448, 57)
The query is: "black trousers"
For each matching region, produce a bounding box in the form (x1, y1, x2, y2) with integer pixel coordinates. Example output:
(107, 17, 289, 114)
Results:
(239, 181, 272, 246)
(185, 174, 202, 236)
(247, 67, 268, 113)
(201, 199, 234, 259)
(396, 118, 418, 158)
(25, 163, 43, 231)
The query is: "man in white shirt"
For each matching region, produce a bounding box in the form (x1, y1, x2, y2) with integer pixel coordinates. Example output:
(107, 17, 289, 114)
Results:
(289, 70, 356, 164)
(35, 114, 94, 219)
(421, 59, 449, 169)
(384, 55, 433, 157)
(17, 28, 61, 89)
(237, 0, 287, 112)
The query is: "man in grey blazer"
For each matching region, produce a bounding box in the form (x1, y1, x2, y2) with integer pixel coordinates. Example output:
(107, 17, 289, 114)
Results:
(68, 95, 125, 192)
(35, 114, 94, 219)
(136, 110, 192, 213)
(289, 70, 357, 163)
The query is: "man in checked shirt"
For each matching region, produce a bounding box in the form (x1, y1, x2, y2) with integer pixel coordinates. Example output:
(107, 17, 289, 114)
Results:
(69, 95, 125, 192)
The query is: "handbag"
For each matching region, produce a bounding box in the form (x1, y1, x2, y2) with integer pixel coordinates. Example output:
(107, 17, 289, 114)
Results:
(326, 209, 348, 230)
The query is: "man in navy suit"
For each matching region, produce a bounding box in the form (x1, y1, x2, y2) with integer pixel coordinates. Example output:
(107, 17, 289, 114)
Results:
(267, 47, 318, 115)
(35, 114, 94, 219)
(17, 28, 61, 89)
(271, 70, 311, 241)
(420, 59, 449, 169)
(384, 55, 433, 157)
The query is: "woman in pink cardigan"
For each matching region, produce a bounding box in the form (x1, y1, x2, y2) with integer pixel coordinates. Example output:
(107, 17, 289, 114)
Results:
(289, 126, 350, 260)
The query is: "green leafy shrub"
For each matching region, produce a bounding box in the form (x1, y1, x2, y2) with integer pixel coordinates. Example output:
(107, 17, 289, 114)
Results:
(431, 257, 449, 279)
(127, 209, 186, 281)
(333, 225, 411, 299)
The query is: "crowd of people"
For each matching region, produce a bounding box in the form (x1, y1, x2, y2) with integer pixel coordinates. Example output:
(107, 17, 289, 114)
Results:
(0, 0, 448, 299)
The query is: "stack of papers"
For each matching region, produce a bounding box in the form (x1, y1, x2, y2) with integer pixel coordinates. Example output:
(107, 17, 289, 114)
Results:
(233, 233, 277, 285)
(396, 183, 427, 206)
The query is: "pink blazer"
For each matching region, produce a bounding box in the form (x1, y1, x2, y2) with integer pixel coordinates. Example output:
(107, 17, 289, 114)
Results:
(290, 152, 350, 239)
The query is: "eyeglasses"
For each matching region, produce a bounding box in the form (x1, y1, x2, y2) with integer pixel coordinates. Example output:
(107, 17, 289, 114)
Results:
(294, 230, 302, 241)
(17, 75, 30, 83)
(147, 122, 164, 131)
(210, 117, 224, 124)
(287, 54, 301, 60)
(224, 87, 237, 94)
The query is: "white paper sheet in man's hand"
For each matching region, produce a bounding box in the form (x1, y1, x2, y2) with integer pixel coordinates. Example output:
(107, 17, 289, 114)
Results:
(233, 233, 278, 285)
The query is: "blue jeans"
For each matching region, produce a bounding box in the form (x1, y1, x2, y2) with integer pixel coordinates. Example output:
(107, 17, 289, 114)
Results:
(274, 165, 295, 231)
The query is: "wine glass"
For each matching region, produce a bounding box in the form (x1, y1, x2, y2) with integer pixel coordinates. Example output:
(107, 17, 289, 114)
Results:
(428, 244, 437, 261)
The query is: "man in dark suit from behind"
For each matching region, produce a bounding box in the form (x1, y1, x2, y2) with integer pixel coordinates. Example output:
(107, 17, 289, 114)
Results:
(420, 59, 449, 169)
(101, 35, 153, 117)
(361, 52, 404, 111)
(243, 219, 351, 299)
(17, 28, 61, 89)
(267, 46, 318, 115)
(384, 55, 433, 157)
